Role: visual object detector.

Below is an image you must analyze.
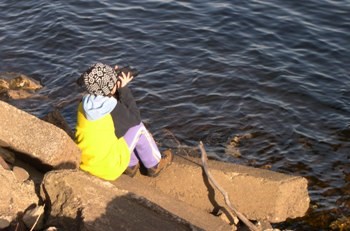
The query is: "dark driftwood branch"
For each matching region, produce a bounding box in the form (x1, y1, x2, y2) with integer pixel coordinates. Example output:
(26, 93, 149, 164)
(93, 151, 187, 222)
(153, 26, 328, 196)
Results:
(199, 141, 261, 231)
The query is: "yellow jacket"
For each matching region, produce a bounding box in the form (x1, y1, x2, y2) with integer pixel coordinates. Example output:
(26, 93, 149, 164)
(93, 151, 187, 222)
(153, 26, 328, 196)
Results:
(75, 103, 130, 180)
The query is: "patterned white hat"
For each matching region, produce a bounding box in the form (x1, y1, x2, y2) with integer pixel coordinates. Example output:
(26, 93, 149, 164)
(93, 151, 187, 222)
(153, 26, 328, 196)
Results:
(82, 62, 118, 96)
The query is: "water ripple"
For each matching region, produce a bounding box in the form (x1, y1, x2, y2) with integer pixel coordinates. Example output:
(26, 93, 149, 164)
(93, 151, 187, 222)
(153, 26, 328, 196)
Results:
(1, 0, 350, 228)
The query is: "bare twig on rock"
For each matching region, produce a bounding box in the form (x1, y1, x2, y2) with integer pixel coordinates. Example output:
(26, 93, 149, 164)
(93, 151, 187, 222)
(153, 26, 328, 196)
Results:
(199, 141, 261, 231)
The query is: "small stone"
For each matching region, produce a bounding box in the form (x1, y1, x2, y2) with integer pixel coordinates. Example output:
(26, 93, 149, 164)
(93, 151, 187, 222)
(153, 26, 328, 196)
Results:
(44, 227, 58, 231)
(13, 166, 30, 182)
(218, 211, 238, 229)
(23, 205, 45, 230)
(0, 217, 11, 229)
(257, 220, 273, 230)
(329, 216, 350, 230)
(0, 79, 10, 89)
(225, 145, 241, 158)
(260, 164, 272, 170)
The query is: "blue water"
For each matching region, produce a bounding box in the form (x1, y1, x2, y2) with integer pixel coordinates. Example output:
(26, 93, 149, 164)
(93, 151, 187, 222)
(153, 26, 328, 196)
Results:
(1, 0, 349, 229)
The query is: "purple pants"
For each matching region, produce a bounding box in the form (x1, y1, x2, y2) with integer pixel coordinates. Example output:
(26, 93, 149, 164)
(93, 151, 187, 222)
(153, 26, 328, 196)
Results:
(123, 122, 161, 168)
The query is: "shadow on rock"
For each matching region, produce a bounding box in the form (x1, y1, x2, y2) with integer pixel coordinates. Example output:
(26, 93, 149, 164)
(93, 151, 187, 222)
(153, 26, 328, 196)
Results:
(39, 194, 197, 231)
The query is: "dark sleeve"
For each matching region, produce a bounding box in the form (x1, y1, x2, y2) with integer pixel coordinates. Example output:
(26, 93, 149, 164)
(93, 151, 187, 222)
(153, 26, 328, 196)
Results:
(110, 87, 142, 138)
(117, 87, 141, 121)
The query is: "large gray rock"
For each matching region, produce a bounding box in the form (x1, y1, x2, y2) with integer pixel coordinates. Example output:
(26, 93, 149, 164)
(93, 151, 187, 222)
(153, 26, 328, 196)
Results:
(0, 166, 38, 227)
(41, 170, 208, 231)
(0, 100, 80, 169)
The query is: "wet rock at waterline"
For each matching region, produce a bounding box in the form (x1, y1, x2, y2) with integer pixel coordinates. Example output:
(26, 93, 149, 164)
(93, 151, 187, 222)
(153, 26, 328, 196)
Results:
(0, 72, 42, 100)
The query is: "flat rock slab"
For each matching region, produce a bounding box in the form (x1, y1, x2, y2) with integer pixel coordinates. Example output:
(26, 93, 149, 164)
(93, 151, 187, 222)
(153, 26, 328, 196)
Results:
(114, 175, 232, 230)
(118, 155, 310, 223)
(41, 170, 204, 231)
(0, 100, 80, 169)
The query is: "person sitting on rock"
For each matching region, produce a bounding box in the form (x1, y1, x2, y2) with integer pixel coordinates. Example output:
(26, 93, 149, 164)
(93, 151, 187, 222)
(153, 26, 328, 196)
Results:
(75, 62, 173, 180)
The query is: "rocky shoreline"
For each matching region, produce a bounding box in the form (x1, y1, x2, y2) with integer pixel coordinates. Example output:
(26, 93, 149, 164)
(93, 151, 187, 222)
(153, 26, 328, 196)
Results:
(0, 72, 43, 101)
(0, 99, 311, 231)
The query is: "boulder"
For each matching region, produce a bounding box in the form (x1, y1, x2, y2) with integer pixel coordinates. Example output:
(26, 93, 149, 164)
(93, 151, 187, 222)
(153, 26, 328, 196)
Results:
(41, 170, 219, 231)
(0, 72, 43, 100)
(114, 155, 310, 223)
(0, 166, 39, 228)
(0, 100, 80, 170)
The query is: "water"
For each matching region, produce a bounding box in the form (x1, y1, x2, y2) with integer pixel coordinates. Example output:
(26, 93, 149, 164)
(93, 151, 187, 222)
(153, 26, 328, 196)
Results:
(1, 0, 349, 229)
